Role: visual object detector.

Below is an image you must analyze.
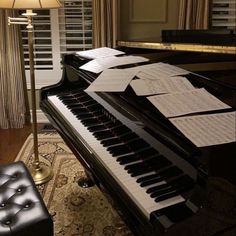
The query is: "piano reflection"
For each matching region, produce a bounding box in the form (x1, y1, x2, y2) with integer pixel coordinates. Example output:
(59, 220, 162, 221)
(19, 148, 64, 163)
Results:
(40, 33, 236, 236)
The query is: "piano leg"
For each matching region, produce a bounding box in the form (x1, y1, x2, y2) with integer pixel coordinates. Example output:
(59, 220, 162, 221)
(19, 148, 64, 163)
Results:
(77, 170, 95, 188)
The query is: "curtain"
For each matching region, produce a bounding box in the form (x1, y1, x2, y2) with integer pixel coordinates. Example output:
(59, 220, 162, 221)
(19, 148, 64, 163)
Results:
(92, 0, 120, 48)
(0, 10, 30, 129)
(178, 0, 210, 29)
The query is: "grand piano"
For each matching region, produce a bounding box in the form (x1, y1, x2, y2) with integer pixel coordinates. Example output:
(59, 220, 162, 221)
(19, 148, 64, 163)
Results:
(40, 31, 236, 236)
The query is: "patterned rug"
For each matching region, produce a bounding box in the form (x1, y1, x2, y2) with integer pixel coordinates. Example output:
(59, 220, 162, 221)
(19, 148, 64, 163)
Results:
(15, 132, 133, 236)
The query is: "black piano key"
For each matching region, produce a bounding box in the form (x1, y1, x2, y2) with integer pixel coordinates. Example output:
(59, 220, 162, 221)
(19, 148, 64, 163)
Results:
(88, 124, 109, 132)
(147, 181, 175, 195)
(128, 155, 170, 171)
(130, 157, 171, 177)
(81, 118, 101, 126)
(152, 180, 194, 200)
(117, 147, 158, 165)
(69, 89, 85, 95)
(154, 179, 195, 203)
(108, 139, 154, 157)
(106, 122, 123, 129)
(146, 184, 170, 197)
(119, 132, 139, 142)
(79, 113, 107, 122)
(79, 96, 93, 103)
(137, 166, 183, 184)
(126, 138, 150, 150)
(76, 112, 94, 119)
(144, 156, 171, 171)
(108, 144, 132, 156)
(137, 173, 160, 184)
(93, 111, 105, 117)
(88, 124, 106, 131)
(81, 100, 98, 107)
(147, 175, 194, 195)
(125, 154, 160, 170)
(111, 119, 122, 126)
(61, 98, 78, 105)
(57, 94, 77, 99)
(136, 147, 158, 157)
(140, 176, 164, 187)
(155, 190, 179, 202)
(102, 132, 139, 148)
(67, 103, 84, 109)
(97, 115, 112, 123)
(126, 162, 152, 174)
(86, 104, 103, 112)
(101, 137, 122, 147)
(150, 185, 173, 198)
(74, 113, 95, 120)
(150, 202, 194, 223)
(100, 122, 122, 128)
(111, 125, 131, 136)
(101, 121, 119, 129)
(117, 153, 140, 164)
(93, 130, 114, 140)
(84, 118, 115, 128)
(70, 107, 88, 114)
(129, 165, 153, 177)
(69, 94, 87, 100)
(70, 91, 87, 96)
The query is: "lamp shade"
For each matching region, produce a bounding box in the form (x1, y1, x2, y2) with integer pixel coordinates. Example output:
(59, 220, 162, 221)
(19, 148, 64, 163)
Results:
(0, 0, 61, 9)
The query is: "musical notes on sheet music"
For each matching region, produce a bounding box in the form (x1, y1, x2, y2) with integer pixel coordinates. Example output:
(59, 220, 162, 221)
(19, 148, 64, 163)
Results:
(170, 112, 236, 147)
(147, 88, 231, 118)
(85, 69, 136, 92)
(79, 55, 149, 74)
(76, 47, 125, 59)
(130, 73, 194, 96)
(129, 62, 190, 77)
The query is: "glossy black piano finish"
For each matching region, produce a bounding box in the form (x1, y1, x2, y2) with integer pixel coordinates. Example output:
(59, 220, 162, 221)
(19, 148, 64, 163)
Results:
(40, 47, 236, 236)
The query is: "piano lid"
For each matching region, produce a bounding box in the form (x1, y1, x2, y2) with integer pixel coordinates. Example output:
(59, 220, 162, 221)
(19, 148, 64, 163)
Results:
(67, 44, 236, 185)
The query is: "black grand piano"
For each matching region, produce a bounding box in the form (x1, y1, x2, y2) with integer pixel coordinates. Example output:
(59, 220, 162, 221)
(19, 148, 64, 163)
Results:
(40, 31, 236, 236)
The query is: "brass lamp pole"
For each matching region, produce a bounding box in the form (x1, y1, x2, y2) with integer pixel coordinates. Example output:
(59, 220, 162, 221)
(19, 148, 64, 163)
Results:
(0, 0, 62, 185)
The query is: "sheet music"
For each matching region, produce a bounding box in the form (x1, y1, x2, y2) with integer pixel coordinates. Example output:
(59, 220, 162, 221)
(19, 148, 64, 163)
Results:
(79, 55, 149, 74)
(147, 88, 231, 118)
(85, 69, 137, 92)
(170, 112, 236, 147)
(130, 73, 194, 96)
(76, 47, 125, 59)
(129, 62, 190, 77)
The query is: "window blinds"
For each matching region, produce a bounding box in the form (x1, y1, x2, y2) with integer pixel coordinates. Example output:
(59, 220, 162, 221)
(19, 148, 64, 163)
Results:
(21, 0, 92, 72)
(59, 0, 93, 55)
(21, 10, 53, 70)
(212, 0, 236, 29)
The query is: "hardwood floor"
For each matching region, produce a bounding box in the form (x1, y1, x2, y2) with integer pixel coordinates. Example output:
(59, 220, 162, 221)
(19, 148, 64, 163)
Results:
(0, 124, 45, 164)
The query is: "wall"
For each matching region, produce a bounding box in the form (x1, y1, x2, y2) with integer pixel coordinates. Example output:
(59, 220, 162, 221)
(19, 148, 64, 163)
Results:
(120, 0, 179, 40)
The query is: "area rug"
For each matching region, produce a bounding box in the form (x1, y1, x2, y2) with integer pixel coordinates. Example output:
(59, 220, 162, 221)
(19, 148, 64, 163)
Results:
(15, 132, 133, 236)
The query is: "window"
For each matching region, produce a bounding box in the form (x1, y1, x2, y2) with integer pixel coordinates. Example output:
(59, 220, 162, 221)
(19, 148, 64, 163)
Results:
(21, 0, 93, 88)
(211, 0, 236, 29)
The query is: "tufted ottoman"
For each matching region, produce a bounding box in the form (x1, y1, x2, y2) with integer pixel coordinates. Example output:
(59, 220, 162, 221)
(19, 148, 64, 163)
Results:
(0, 161, 53, 236)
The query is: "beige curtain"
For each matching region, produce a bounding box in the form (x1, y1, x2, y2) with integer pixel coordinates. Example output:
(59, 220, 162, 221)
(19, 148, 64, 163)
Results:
(92, 0, 120, 48)
(0, 10, 30, 129)
(178, 0, 210, 29)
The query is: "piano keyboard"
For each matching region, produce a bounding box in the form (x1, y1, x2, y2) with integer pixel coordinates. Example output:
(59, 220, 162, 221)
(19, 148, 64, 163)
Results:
(48, 88, 195, 219)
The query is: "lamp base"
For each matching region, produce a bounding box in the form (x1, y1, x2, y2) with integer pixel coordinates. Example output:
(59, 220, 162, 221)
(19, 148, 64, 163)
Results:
(30, 161, 53, 185)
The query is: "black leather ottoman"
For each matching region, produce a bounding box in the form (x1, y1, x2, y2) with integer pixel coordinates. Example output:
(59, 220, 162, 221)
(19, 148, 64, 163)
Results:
(0, 161, 53, 236)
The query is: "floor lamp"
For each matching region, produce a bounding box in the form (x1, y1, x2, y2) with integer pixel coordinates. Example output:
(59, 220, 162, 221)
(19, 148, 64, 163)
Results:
(0, 0, 61, 185)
